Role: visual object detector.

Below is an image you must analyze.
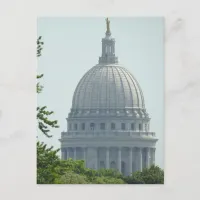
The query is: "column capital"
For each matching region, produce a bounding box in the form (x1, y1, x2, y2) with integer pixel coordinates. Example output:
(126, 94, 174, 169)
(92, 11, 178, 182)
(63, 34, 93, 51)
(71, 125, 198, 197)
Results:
(138, 147, 143, 152)
(146, 147, 150, 151)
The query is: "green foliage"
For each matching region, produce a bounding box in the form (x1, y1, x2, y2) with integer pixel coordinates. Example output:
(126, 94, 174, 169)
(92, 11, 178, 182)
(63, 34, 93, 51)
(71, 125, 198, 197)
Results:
(37, 106, 59, 138)
(55, 172, 88, 184)
(94, 176, 125, 184)
(124, 165, 164, 184)
(141, 165, 164, 184)
(37, 36, 59, 138)
(37, 143, 164, 184)
(37, 141, 62, 184)
(37, 36, 44, 94)
(37, 36, 44, 57)
(95, 168, 123, 179)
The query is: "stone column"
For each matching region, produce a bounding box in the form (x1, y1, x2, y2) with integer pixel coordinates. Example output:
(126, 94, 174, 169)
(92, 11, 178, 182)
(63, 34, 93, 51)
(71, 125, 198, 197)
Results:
(74, 147, 76, 160)
(129, 147, 133, 175)
(83, 147, 86, 165)
(111, 45, 113, 55)
(67, 147, 69, 159)
(117, 147, 121, 173)
(83, 147, 87, 167)
(146, 148, 150, 168)
(152, 148, 156, 165)
(106, 147, 110, 169)
(95, 147, 98, 170)
(102, 40, 105, 56)
(138, 148, 143, 172)
(61, 148, 65, 160)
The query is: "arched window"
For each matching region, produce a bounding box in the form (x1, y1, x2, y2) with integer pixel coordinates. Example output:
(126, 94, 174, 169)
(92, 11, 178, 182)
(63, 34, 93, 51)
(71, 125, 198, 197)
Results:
(69, 123, 72, 130)
(90, 123, 95, 130)
(131, 123, 135, 130)
(111, 123, 115, 130)
(121, 123, 125, 130)
(100, 123, 106, 130)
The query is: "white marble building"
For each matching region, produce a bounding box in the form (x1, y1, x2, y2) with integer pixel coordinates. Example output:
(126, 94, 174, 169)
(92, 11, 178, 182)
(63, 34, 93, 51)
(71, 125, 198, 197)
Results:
(60, 19, 158, 176)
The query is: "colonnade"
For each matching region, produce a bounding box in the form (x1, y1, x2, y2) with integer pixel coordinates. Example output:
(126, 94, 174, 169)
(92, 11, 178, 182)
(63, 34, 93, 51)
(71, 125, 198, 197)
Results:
(61, 147, 155, 175)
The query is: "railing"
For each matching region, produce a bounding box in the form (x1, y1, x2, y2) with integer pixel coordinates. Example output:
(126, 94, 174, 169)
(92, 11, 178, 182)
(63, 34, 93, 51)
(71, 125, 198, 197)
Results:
(61, 131, 156, 138)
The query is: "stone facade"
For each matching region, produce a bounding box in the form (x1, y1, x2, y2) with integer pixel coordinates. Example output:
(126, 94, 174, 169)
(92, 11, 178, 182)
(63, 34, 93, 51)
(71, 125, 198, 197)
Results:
(60, 19, 158, 176)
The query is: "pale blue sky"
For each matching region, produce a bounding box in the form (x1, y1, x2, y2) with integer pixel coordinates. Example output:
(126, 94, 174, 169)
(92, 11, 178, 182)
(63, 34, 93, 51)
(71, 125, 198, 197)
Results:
(37, 17, 164, 169)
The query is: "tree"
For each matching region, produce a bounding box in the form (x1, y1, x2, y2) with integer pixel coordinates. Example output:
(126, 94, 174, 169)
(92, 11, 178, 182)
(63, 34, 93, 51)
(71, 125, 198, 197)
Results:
(94, 176, 125, 184)
(37, 36, 59, 138)
(55, 172, 88, 184)
(124, 165, 164, 184)
(37, 36, 61, 184)
(37, 141, 62, 184)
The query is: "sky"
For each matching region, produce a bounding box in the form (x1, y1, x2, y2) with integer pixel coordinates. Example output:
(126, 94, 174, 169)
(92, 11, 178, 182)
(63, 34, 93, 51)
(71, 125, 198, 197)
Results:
(37, 17, 164, 169)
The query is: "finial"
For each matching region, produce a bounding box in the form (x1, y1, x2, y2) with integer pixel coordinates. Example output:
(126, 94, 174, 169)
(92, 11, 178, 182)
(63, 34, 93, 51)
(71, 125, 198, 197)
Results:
(105, 17, 111, 35)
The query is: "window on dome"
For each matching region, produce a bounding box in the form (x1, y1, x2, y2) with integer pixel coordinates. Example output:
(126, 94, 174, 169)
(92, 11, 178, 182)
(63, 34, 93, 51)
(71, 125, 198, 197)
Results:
(139, 124, 142, 131)
(100, 123, 106, 130)
(121, 123, 125, 130)
(90, 123, 95, 130)
(111, 123, 115, 130)
(74, 123, 78, 130)
(131, 123, 135, 130)
(81, 123, 85, 130)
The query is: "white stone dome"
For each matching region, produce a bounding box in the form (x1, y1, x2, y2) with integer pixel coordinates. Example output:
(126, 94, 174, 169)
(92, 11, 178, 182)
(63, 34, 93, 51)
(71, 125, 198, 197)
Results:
(72, 64, 145, 110)
(61, 19, 157, 176)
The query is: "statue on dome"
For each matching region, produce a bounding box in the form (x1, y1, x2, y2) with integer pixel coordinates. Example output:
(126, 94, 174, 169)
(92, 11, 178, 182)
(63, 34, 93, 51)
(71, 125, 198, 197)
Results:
(106, 17, 110, 33)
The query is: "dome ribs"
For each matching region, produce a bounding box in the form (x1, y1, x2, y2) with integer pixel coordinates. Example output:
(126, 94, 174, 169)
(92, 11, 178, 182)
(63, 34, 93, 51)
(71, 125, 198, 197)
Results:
(82, 67, 96, 109)
(123, 68, 144, 108)
(106, 66, 110, 109)
(71, 65, 145, 111)
(88, 67, 101, 109)
(72, 67, 93, 109)
(111, 66, 117, 109)
(120, 67, 134, 108)
(97, 66, 103, 110)
(114, 66, 126, 109)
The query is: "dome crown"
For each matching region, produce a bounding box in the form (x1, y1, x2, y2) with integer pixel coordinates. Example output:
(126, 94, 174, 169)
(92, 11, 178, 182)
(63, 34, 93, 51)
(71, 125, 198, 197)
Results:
(71, 19, 145, 111)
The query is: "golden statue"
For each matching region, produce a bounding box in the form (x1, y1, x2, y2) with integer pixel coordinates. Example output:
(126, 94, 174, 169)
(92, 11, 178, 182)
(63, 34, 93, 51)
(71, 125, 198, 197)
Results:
(106, 17, 110, 33)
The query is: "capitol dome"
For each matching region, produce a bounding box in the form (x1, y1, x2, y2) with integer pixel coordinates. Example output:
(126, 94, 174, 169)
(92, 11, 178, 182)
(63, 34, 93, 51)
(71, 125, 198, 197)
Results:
(60, 18, 157, 176)
(72, 64, 145, 110)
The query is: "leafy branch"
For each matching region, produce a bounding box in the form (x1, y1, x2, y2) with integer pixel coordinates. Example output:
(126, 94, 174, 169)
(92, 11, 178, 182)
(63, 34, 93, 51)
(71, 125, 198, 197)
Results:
(37, 36, 59, 138)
